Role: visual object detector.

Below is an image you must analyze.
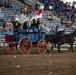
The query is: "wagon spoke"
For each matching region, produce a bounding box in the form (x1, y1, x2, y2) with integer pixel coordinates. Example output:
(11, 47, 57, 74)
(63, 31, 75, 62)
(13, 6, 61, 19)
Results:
(37, 39, 48, 54)
(4, 43, 16, 55)
(19, 36, 32, 54)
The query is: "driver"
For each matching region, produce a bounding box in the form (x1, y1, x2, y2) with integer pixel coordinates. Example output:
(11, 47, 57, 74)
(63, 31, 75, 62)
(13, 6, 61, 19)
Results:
(12, 18, 21, 42)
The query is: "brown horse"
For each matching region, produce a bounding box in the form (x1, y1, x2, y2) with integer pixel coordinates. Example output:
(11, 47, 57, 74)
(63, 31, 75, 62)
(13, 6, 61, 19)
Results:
(45, 29, 76, 52)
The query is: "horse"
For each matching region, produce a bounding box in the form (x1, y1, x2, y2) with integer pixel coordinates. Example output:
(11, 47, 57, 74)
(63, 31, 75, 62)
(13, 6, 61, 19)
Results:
(45, 28, 76, 53)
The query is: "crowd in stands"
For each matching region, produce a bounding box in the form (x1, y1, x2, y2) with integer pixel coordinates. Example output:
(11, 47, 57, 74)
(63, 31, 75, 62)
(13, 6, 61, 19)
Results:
(0, 0, 35, 14)
(4, 0, 12, 8)
(40, 0, 76, 27)
(20, 6, 35, 14)
(0, 0, 12, 8)
(0, 0, 76, 34)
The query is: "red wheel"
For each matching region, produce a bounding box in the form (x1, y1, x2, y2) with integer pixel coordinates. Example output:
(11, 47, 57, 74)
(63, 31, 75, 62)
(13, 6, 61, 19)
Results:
(37, 39, 48, 54)
(18, 36, 32, 54)
(4, 43, 16, 55)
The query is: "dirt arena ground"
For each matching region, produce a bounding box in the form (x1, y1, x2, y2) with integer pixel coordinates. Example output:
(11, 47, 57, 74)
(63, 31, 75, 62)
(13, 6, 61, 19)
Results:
(0, 47, 76, 75)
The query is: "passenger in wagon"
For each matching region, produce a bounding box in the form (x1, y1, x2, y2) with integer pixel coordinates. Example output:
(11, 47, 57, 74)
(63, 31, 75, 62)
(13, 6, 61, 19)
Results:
(12, 18, 21, 41)
(31, 19, 36, 26)
(13, 18, 21, 33)
(6, 18, 13, 32)
(23, 21, 28, 31)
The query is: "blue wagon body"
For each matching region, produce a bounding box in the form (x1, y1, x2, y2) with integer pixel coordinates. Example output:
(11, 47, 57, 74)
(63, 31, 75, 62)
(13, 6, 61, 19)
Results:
(1, 26, 48, 54)
(0, 31, 46, 43)
(18, 31, 46, 43)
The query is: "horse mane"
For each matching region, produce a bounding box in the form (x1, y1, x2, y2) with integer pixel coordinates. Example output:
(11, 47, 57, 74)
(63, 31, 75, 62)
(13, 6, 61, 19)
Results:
(70, 29, 76, 37)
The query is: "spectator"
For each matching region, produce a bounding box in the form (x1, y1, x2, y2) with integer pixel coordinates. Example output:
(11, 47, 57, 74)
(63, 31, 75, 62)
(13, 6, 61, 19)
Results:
(65, 19, 72, 27)
(42, 24, 51, 32)
(56, 24, 59, 32)
(51, 26, 55, 33)
(48, 13, 53, 21)
(4, 1, 12, 8)
(0, 2, 3, 7)
(3, 21, 6, 31)
(23, 6, 28, 14)
(0, 26, 3, 32)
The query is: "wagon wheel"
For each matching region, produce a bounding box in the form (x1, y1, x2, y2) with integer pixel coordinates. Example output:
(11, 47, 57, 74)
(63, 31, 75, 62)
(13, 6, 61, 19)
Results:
(37, 39, 48, 54)
(18, 36, 32, 54)
(4, 42, 16, 55)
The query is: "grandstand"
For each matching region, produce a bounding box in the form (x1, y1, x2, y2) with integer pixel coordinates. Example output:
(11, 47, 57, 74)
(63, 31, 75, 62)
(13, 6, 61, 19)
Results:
(0, 0, 76, 32)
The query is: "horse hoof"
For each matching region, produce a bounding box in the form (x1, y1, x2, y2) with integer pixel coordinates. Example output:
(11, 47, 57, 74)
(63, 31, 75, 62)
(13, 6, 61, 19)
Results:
(47, 50, 50, 53)
(59, 51, 61, 53)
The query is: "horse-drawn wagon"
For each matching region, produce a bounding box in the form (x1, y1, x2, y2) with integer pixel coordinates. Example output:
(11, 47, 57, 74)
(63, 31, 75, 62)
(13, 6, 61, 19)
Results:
(0, 26, 48, 55)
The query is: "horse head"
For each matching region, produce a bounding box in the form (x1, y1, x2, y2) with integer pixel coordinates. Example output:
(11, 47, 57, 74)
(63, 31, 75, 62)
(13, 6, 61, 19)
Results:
(71, 28, 76, 37)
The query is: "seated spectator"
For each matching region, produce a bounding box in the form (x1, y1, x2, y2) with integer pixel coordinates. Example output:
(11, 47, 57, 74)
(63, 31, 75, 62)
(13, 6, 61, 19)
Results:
(23, 7, 28, 14)
(4, 1, 8, 8)
(7, 2, 12, 8)
(0, 26, 3, 32)
(48, 12, 53, 21)
(56, 24, 59, 32)
(51, 26, 55, 33)
(42, 24, 51, 32)
(30, 7, 35, 12)
(65, 19, 72, 27)
(61, 19, 65, 25)
(74, 13, 76, 22)
(0, 2, 3, 7)
(4, 1, 11, 8)
(48, 14, 53, 21)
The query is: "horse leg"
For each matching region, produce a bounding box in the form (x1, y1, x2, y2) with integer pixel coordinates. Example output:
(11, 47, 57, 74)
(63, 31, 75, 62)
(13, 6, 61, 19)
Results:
(47, 43, 54, 53)
(13, 43, 18, 55)
(50, 43, 54, 51)
(70, 43, 73, 52)
(16, 44, 17, 50)
(58, 42, 65, 53)
(55, 43, 57, 47)
(58, 44, 61, 53)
